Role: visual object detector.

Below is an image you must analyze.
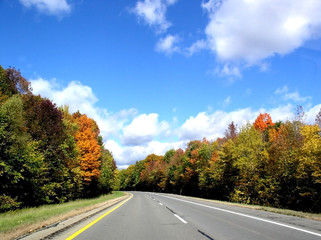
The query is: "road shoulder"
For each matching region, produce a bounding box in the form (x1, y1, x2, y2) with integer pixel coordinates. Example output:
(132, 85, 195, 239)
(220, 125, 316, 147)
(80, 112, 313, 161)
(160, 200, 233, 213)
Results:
(161, 193, 321, 221)
(1, 193, 130, 240)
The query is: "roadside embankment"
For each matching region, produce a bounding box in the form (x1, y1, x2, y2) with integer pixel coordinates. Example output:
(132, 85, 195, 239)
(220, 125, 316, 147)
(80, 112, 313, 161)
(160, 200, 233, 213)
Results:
(0, 191, 129, 240)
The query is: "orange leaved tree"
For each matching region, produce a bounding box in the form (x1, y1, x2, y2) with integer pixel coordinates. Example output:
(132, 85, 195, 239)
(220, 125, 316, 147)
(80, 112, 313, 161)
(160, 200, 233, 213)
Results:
(253, 113, 274, 132)
(74, 114, 101, 184)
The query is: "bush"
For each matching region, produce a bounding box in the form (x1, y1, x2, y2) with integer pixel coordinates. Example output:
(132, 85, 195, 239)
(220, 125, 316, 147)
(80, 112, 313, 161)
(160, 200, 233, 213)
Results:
(0, 195, 21, 212)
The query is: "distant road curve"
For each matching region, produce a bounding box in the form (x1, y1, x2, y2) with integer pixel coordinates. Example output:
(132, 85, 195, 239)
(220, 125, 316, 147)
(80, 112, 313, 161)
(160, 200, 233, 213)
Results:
(57, 191, 321, 240)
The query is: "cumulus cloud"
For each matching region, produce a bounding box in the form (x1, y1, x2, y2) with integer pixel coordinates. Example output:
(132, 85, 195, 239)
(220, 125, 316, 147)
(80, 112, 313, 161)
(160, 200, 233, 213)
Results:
(133, 0, 177, 33)
(29, 77, 320, 167)
(30, 77, 56, 97)
(216, 64, 241, 77)
(268, 104, 295, 122)
(179, 108, 252, 141)
(29, 77, 175, 167)
(109, 103, 321, 166)
(106, 139, 185, 166)
(275, 85, 311, 102)
(284, 92, 312, 103)
(31, 78, 98, 115)
(19, 0, 71, 15)
(179, 105, 295, 141)
(30, 78, 137, 139)
(306, 104, 321, 124)
(200, 0, 321, 67)
(122, 113, 170, 146)
(187, 39, 208, 56)
(155, 34, 180, 55)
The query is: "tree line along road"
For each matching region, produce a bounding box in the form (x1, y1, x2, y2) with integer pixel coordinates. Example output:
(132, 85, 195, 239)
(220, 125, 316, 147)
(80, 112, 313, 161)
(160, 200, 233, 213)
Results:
(53, 191, 321, 240)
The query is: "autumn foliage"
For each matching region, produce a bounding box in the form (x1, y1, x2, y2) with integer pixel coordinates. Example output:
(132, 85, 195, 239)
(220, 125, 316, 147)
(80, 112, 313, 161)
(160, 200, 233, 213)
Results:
(253, 113, 274, 132)
(119, 112, 321, 213)
(74, 114, 101, 183)
(0, 65, 117, 211)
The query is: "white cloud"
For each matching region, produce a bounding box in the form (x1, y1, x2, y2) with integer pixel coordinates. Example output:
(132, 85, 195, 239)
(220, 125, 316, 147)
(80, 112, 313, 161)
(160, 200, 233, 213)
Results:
(283, 92, 311, 103)
(179, 105, 296, 141)
(201, 0, 321, 67)
(29, 77, 320, 168)
(29, 77, 175, 167)
(155, 34, 180, 55)
(30, 77, 56, 97)
(223, 96, 231, 107)
(30, 78, 137, 139)
(201, 0, 220, 13)
(275, 86, 289, 95)
(217, 64, 241, 77)
(19, 0, 71, 15)
(106, 139, 185, 165)
(187, 39, 208, 56)
(306, 104, 321, 124)
(133, 0, 177, 33)
(31, 78, 98, 115)
(179, 109, 251, 141)
(275, 85, 311, 102)
(166, 0, 177, 5)
(122, 113, 170, 146)
(268, 104, 294, 122)
(118, 165, 130, 170)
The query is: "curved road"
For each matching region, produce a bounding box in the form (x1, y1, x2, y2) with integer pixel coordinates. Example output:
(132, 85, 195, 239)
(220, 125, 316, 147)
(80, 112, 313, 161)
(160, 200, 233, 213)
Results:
(56, 191, 321, 240)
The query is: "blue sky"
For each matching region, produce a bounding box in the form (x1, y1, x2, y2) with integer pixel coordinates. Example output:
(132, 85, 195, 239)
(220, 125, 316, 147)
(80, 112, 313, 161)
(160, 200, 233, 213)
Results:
(1, 0, 321, 168)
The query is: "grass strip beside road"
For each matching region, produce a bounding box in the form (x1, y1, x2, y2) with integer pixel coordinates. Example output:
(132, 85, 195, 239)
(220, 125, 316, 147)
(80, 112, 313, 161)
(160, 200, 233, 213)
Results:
(0, 191, 125, 235)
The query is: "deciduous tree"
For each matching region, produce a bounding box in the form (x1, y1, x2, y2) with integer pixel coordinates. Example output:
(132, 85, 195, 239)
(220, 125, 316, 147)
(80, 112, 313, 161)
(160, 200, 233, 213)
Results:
(253, 113, 274, 132)
(74, 114, 101, 184)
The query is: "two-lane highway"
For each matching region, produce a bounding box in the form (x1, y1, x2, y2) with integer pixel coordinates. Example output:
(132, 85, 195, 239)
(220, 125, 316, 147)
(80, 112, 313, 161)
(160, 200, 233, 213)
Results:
(56, 191, 321, 240)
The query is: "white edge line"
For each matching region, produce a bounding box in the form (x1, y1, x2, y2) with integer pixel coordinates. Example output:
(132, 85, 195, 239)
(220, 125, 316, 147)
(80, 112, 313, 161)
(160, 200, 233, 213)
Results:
(174, 214, 187, 224)
(159, 203, 163, 205)
(153, 194, 321, 238)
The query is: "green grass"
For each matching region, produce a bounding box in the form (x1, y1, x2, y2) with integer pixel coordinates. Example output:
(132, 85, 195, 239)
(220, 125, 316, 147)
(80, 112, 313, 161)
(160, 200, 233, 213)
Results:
(0, 191, 125, 233)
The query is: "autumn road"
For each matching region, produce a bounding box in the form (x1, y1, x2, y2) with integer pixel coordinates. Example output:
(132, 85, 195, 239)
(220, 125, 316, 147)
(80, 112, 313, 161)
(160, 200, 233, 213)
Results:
(54, 191, 321, 240)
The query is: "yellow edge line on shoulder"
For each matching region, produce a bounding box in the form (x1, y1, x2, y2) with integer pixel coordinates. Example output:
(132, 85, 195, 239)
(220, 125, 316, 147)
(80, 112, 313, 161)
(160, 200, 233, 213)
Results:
(65, 194, 133, 240)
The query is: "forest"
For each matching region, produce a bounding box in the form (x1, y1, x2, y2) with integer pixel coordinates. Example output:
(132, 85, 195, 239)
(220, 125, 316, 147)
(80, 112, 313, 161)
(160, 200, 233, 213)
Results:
(0, 65, 117, 212)
(1, 65, 321, 214)
(119, 111, 321, 213)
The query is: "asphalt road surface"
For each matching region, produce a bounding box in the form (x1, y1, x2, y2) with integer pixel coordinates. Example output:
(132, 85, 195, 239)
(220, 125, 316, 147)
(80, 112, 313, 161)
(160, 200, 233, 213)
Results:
(56, 191, 321, 240)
